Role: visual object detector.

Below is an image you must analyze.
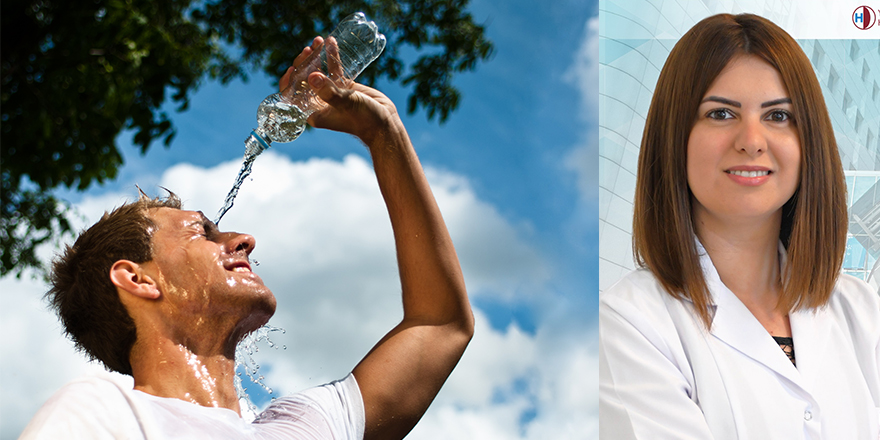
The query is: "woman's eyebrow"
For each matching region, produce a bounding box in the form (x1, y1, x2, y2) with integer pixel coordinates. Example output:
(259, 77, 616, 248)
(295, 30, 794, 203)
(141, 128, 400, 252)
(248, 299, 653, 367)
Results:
(701, 96, 792, 108)
(702, 96, 741, 107)
(761, 97, 792, 108)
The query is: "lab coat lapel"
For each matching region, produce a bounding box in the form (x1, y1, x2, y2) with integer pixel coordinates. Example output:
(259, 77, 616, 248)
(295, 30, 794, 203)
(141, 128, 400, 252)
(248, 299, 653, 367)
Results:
(789, 302, 831, 392)
(698, 244, 802, 387)
(780, 239, 830, 391)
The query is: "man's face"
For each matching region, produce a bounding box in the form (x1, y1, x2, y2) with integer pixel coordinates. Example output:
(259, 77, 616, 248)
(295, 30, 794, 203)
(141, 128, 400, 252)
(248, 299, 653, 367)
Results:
(143, 208, 276, 336)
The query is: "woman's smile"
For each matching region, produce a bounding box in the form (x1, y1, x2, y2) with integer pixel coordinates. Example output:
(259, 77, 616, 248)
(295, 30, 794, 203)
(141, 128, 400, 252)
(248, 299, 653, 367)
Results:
(687, 54, 801, 225)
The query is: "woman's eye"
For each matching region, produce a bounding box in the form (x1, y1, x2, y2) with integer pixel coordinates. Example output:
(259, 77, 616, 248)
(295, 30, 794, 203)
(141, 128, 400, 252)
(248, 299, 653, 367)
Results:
(707, 109, 734, 120)
(766, 109, 792, 123)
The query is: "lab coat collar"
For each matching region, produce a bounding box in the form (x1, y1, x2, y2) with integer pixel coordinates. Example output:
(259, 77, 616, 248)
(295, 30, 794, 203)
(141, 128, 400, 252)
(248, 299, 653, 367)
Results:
(696, 239, 808, 389)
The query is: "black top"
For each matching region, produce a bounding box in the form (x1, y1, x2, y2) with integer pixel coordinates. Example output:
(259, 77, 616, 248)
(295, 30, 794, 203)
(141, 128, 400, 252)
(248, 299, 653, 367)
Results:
(773, 336, 795, 366)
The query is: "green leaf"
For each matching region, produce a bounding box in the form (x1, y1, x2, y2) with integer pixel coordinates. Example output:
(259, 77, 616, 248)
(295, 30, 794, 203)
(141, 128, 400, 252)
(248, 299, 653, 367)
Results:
(1, 0, 493, 276)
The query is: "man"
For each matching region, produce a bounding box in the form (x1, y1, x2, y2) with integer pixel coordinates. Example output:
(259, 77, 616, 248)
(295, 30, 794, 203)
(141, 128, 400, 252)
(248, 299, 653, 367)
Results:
(21, 37, 474, 439)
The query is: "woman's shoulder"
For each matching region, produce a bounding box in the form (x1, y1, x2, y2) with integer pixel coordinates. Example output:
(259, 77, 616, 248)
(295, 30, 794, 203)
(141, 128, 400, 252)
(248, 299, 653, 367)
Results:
(833, 273, 879, 301)
(827, 274, 880, 331)
(600, 268, 689, 324)
(602, 268, 669, 305)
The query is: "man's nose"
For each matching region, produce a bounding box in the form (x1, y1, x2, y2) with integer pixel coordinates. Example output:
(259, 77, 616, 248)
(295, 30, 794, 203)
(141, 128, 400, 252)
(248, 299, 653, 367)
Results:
(224, 232, 256, 255)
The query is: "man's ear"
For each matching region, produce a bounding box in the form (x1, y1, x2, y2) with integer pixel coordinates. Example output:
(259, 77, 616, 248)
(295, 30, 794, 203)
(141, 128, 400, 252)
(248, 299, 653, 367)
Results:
(110, 260, 160, 300)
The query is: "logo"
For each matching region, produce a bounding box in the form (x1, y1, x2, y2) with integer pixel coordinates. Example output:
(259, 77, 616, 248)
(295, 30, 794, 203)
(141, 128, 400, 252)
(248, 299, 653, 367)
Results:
(853, 6, 876, 30)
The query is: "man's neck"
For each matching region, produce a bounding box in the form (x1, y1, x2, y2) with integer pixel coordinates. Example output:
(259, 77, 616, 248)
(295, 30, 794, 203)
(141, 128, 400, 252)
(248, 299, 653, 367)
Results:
(129, 335, 242, 415)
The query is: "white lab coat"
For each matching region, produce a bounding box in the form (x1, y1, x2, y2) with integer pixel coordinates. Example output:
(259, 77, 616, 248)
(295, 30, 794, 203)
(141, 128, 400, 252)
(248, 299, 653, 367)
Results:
(600, 243, 880, 439)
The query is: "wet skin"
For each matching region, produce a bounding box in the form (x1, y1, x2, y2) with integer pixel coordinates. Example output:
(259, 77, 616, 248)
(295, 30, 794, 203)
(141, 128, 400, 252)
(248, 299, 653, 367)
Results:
(112, 208, 277, 412)
(142, 207, 277, 352)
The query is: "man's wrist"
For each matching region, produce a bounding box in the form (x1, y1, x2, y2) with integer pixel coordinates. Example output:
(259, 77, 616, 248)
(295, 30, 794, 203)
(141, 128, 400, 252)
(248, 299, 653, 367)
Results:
(360, 114, 409, 154)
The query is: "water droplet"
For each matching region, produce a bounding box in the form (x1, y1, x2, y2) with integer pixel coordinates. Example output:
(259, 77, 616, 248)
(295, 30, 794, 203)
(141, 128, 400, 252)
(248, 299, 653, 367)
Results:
(253, 260, 261, 266)
(234, 324, 287, 415)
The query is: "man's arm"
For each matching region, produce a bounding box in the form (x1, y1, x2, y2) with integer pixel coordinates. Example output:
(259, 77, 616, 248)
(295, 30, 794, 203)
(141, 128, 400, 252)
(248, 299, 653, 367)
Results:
(302, 63, 474, 439)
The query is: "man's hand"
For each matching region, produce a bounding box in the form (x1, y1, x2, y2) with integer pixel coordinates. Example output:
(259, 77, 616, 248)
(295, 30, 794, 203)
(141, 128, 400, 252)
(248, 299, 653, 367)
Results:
(281, 37, 398, 147)
(279, 37, 323, 91)
(306, 71, 400, 148)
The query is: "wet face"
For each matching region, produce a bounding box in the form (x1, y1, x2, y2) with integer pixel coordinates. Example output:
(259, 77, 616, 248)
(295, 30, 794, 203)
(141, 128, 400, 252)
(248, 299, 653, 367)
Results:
(144, 208, 276, 337)
(687, 55, 801, 228)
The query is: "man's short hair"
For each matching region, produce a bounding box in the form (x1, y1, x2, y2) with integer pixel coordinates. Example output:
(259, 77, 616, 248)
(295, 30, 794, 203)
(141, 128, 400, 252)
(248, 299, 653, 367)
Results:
(46, 191, 181, 375)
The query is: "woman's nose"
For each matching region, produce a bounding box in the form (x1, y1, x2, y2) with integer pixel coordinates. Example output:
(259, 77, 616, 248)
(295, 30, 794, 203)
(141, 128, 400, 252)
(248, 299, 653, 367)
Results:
(735, 118, 767, 156)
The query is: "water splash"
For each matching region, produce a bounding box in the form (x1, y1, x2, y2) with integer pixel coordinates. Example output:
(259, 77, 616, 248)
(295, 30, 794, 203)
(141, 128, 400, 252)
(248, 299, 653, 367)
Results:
(234, 324, 287, 416)
(214, 132, 271, 224)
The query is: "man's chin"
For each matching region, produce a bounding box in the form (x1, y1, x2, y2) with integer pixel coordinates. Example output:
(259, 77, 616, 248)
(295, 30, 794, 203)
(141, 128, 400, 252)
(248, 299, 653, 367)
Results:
(227, 304, 276, 352)
(246, 289, 277, 327)
(258, 288, 277, 316)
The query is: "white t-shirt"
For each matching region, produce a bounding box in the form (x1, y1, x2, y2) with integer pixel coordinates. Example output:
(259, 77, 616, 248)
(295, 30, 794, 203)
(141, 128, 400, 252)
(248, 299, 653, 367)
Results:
(600, 243, 880, 440)
(20, 371, 365, 440)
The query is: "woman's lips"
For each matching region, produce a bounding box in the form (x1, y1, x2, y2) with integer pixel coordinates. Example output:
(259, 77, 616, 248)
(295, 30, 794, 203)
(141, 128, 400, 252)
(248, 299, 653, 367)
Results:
(724, 166, 772, 186)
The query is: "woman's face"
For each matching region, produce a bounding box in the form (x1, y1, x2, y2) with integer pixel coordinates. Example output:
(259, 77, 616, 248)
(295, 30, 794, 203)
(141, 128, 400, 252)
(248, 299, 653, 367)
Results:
(687, 55, 801, 229)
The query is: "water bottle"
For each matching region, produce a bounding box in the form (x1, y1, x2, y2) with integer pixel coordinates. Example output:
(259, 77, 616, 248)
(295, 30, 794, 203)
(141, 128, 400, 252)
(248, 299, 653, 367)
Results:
(245, 12, 386, 154)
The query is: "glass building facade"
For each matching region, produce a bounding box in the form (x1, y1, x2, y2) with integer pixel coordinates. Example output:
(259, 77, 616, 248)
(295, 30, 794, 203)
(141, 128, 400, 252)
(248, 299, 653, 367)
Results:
(599, 0, 880, 292)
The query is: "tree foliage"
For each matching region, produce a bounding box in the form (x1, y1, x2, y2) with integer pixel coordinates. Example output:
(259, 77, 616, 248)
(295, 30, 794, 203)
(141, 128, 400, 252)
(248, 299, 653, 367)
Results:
(1, 0, 493, 277)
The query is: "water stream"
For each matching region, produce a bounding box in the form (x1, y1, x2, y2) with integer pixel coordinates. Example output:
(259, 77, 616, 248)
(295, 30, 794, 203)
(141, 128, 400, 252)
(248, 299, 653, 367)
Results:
(235, 325, 287, 416)
(214, 132, 271, 224)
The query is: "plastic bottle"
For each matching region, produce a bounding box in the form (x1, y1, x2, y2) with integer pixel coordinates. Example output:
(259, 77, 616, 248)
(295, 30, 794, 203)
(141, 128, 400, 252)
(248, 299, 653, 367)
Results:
(245, 12, 386, 154)
(214, 13, 385, 225)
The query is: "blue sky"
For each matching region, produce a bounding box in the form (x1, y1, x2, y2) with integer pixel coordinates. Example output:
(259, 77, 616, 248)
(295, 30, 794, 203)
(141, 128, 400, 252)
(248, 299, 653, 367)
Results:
(1, 0, 599, 438)
(76, 0, 598, 327)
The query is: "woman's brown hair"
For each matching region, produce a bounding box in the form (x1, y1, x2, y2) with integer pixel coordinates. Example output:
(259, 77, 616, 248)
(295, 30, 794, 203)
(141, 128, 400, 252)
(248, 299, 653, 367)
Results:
(632, 13, 846, 328)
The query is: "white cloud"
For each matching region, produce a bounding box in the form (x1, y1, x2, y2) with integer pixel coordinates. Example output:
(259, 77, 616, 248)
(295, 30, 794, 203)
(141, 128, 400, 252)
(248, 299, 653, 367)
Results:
(0, 275, 104, 430)
(2, 152, 598, 438)
(567, 16, 600, 125)
(425, 167, 550, 298)
(565, 15, 600, 207)
(408, 312, 598, 440)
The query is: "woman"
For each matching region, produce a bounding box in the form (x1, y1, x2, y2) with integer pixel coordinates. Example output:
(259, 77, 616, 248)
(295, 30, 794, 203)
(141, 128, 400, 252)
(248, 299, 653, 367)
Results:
(599, 13, 880, 439)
